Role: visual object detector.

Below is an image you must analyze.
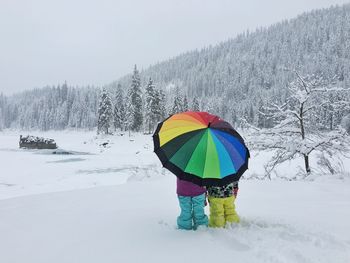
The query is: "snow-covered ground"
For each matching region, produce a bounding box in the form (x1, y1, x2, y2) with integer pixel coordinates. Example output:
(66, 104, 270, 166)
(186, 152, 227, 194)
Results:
(0, 131, 162, 199)
(0, 131, 350, 263)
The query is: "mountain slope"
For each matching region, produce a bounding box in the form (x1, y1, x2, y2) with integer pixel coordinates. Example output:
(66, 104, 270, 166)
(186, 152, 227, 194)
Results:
(114, 4, 350, 123)
(131, 4, 350, 95)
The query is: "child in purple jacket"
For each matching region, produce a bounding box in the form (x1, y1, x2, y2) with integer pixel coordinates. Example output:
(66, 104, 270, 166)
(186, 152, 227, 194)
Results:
(176, 178, 208, 230)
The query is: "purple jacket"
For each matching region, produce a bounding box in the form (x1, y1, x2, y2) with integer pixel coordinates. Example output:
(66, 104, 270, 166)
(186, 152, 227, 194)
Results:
(177, 178, 206, 197)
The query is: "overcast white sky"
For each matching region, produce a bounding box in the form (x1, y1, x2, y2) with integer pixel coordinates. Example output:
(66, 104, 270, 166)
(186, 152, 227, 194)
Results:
(0, 0, 349, 94)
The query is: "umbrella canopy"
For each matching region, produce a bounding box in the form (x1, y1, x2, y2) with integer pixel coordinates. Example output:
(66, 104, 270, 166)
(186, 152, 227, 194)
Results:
(153, 111, 250, 186)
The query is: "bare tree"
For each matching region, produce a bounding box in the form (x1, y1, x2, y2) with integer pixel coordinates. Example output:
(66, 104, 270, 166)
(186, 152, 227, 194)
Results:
(249, 71, 350, 177)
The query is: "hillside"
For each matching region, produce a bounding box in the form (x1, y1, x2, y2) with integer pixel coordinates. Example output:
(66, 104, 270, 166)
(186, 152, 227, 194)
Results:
(134, 4, 350, 94)
(1, 4, 350, 130)
(114, 4, 350, 124)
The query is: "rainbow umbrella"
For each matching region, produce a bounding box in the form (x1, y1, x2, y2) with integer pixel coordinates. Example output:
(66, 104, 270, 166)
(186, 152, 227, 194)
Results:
(153, 111, 250, 186)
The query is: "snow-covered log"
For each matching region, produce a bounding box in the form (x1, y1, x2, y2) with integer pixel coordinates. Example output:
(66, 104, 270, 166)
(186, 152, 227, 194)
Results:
(19, 135, 57, 149)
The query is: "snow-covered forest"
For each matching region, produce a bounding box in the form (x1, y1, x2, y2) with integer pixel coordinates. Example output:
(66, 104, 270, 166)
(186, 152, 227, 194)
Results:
(1, 5, 350, 134)
(0, 84, 99, 130)
(113, 4, 350, 130)
(0, 5, 349, 134)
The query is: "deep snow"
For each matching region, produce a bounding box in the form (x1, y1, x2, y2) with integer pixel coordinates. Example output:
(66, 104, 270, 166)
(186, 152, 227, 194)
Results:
(0, 131, 350, 263)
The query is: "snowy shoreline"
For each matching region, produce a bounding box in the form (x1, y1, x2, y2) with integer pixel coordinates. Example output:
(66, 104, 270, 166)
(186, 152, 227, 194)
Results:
(0, 130, 349, 199)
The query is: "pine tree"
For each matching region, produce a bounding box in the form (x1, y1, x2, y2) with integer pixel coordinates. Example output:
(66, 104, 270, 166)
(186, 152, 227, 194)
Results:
(150, 87, 168, 130)
(113, 84, 126, 131)
(171, 87, 183, 114)
(171, 96, 182, 115)
(204, 98, 215, 114)
(342, 114, 350, 133)
(158, 88, 167, 120)
(244, 104, 255, 124)
(97, 88, 113, 134)
(0, 93, 3, 130)
(183, 95, 189, 111)
(144, 78, 155, 133)
(192, 97, 200, 111)
(125, 88, 134, 134)
(257, 100, 266, 128)
(62, 81, 70, 127)
(231, 110, 237, 126)
(0, 108, 3, 131)
(127, 65, 143, 132)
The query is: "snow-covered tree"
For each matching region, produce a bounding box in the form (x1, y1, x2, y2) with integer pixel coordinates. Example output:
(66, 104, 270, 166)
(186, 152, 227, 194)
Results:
(183, 95, 189, 112)
(250, 71, 350, 176)
(171, 87, 183, 115)
(97, 88, 113, 134)
(143, 78, 167, 133)
(203, 98, 215, 114)
(158, 88, 167, 120)
(113, 84, 126, 131)
(341, 114, 350, 134)
(150, 88, 167, 130)
(191, 97, 200, 111)
(0, 108, 3, 131)
(0, 93, 4, 131)
(127, 65, 143, 132)
(144, 78, 155, 133)
(244, 104, 255, 124)
(316, 91, 350, 130)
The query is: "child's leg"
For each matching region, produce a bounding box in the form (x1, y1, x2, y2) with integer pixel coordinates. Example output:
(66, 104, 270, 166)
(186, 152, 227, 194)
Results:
(192, 193, 208, 229)
(177, 195, 193, 230)
(208, 196, 225, 228)
(223, 196, 240, 224)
